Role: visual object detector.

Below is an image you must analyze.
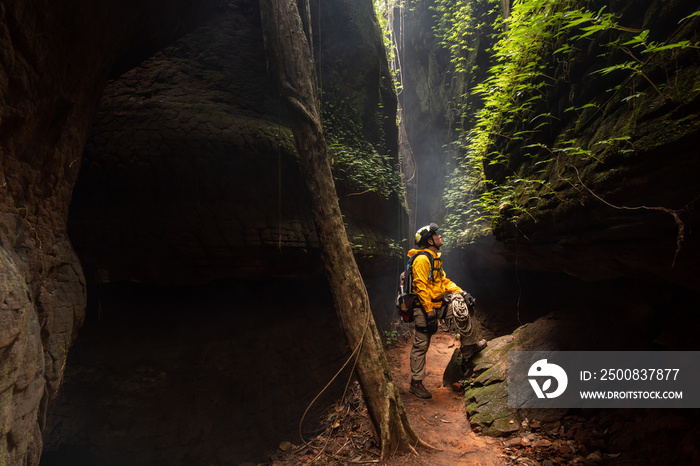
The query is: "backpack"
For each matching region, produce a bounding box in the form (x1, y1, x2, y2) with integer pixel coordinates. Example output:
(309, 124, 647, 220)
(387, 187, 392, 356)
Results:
(395, 251, 435, 322)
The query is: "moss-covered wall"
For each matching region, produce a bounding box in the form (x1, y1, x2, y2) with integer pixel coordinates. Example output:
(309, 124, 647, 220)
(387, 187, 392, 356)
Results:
(428, 0, 700, 291)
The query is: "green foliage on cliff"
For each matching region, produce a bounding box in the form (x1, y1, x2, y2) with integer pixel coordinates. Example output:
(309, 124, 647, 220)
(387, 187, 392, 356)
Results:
(437, 0, 700, 245)
(322, 90, 403, 201)
(433, 0, 503, 75)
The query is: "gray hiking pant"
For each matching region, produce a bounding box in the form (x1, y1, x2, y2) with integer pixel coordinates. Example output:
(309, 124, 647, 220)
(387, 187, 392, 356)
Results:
(409, 302, 478, 381)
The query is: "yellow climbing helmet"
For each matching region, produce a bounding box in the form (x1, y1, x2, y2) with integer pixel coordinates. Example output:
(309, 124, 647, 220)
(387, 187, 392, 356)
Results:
(415, 222, 439, 246)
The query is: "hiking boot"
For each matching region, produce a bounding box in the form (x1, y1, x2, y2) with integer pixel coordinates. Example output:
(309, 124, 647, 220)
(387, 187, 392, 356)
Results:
(461, 339, 488, 359)
(409, 379, 432, 399)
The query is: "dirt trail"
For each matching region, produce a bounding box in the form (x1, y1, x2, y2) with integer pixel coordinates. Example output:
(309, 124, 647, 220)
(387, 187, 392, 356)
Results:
(261, 328, 699, 465)
(260, 332, 506, 465)
(383, 333, 505, 466)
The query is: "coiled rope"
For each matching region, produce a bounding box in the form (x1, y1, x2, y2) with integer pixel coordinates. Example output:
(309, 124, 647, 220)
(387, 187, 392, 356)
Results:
(439, 292, 472, 334)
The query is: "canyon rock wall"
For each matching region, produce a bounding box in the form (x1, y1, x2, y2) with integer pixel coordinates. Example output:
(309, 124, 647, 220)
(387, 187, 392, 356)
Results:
(393, 0, 499, 225)
(397, 0, 700, 293)
(0, 1, 223, 463)
(1, 1, 402, 464)
(69, 0, 404, 286)
(484, 0, 700, 294)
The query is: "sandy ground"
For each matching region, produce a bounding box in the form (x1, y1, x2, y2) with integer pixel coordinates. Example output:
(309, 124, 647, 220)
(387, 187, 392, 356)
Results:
(382, 333, 506, 466)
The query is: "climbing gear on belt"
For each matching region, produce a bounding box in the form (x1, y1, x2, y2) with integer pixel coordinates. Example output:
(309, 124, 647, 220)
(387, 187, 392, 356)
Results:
(409, 379, 432, 399)
(415, 309, 439, 335)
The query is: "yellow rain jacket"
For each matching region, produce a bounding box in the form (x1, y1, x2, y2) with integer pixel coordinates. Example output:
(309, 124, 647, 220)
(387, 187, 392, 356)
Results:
(407, 248, 463, 314)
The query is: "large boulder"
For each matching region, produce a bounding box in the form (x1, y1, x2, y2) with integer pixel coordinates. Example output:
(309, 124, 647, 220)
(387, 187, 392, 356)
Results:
(461, 320, 573, 437)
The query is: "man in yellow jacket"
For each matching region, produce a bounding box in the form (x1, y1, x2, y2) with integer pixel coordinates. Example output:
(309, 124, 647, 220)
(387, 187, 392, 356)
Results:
(408, 223, 487, 399)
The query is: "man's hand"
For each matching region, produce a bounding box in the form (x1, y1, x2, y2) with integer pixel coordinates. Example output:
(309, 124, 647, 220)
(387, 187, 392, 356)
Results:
(461, 291, 476, 307)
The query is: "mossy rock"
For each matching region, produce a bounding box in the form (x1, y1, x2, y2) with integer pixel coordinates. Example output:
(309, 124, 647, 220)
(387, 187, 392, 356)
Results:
(465, 380, 506, 415)
(465, 382, 519, 437)
(461, 321, 574, 436)
(442, 347, 464, 387)
(472, 334, 516, 386)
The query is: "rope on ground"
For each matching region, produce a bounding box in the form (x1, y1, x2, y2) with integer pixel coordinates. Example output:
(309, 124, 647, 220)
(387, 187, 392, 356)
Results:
(298, 296, 372, 458)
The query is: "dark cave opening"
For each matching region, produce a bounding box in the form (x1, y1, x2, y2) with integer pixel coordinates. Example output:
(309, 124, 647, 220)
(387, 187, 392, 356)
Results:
(41, 278, 353, 466)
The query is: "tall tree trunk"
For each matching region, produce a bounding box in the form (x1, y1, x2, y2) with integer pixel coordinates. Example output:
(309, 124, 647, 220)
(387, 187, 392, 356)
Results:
(259, 0, 429, 459)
